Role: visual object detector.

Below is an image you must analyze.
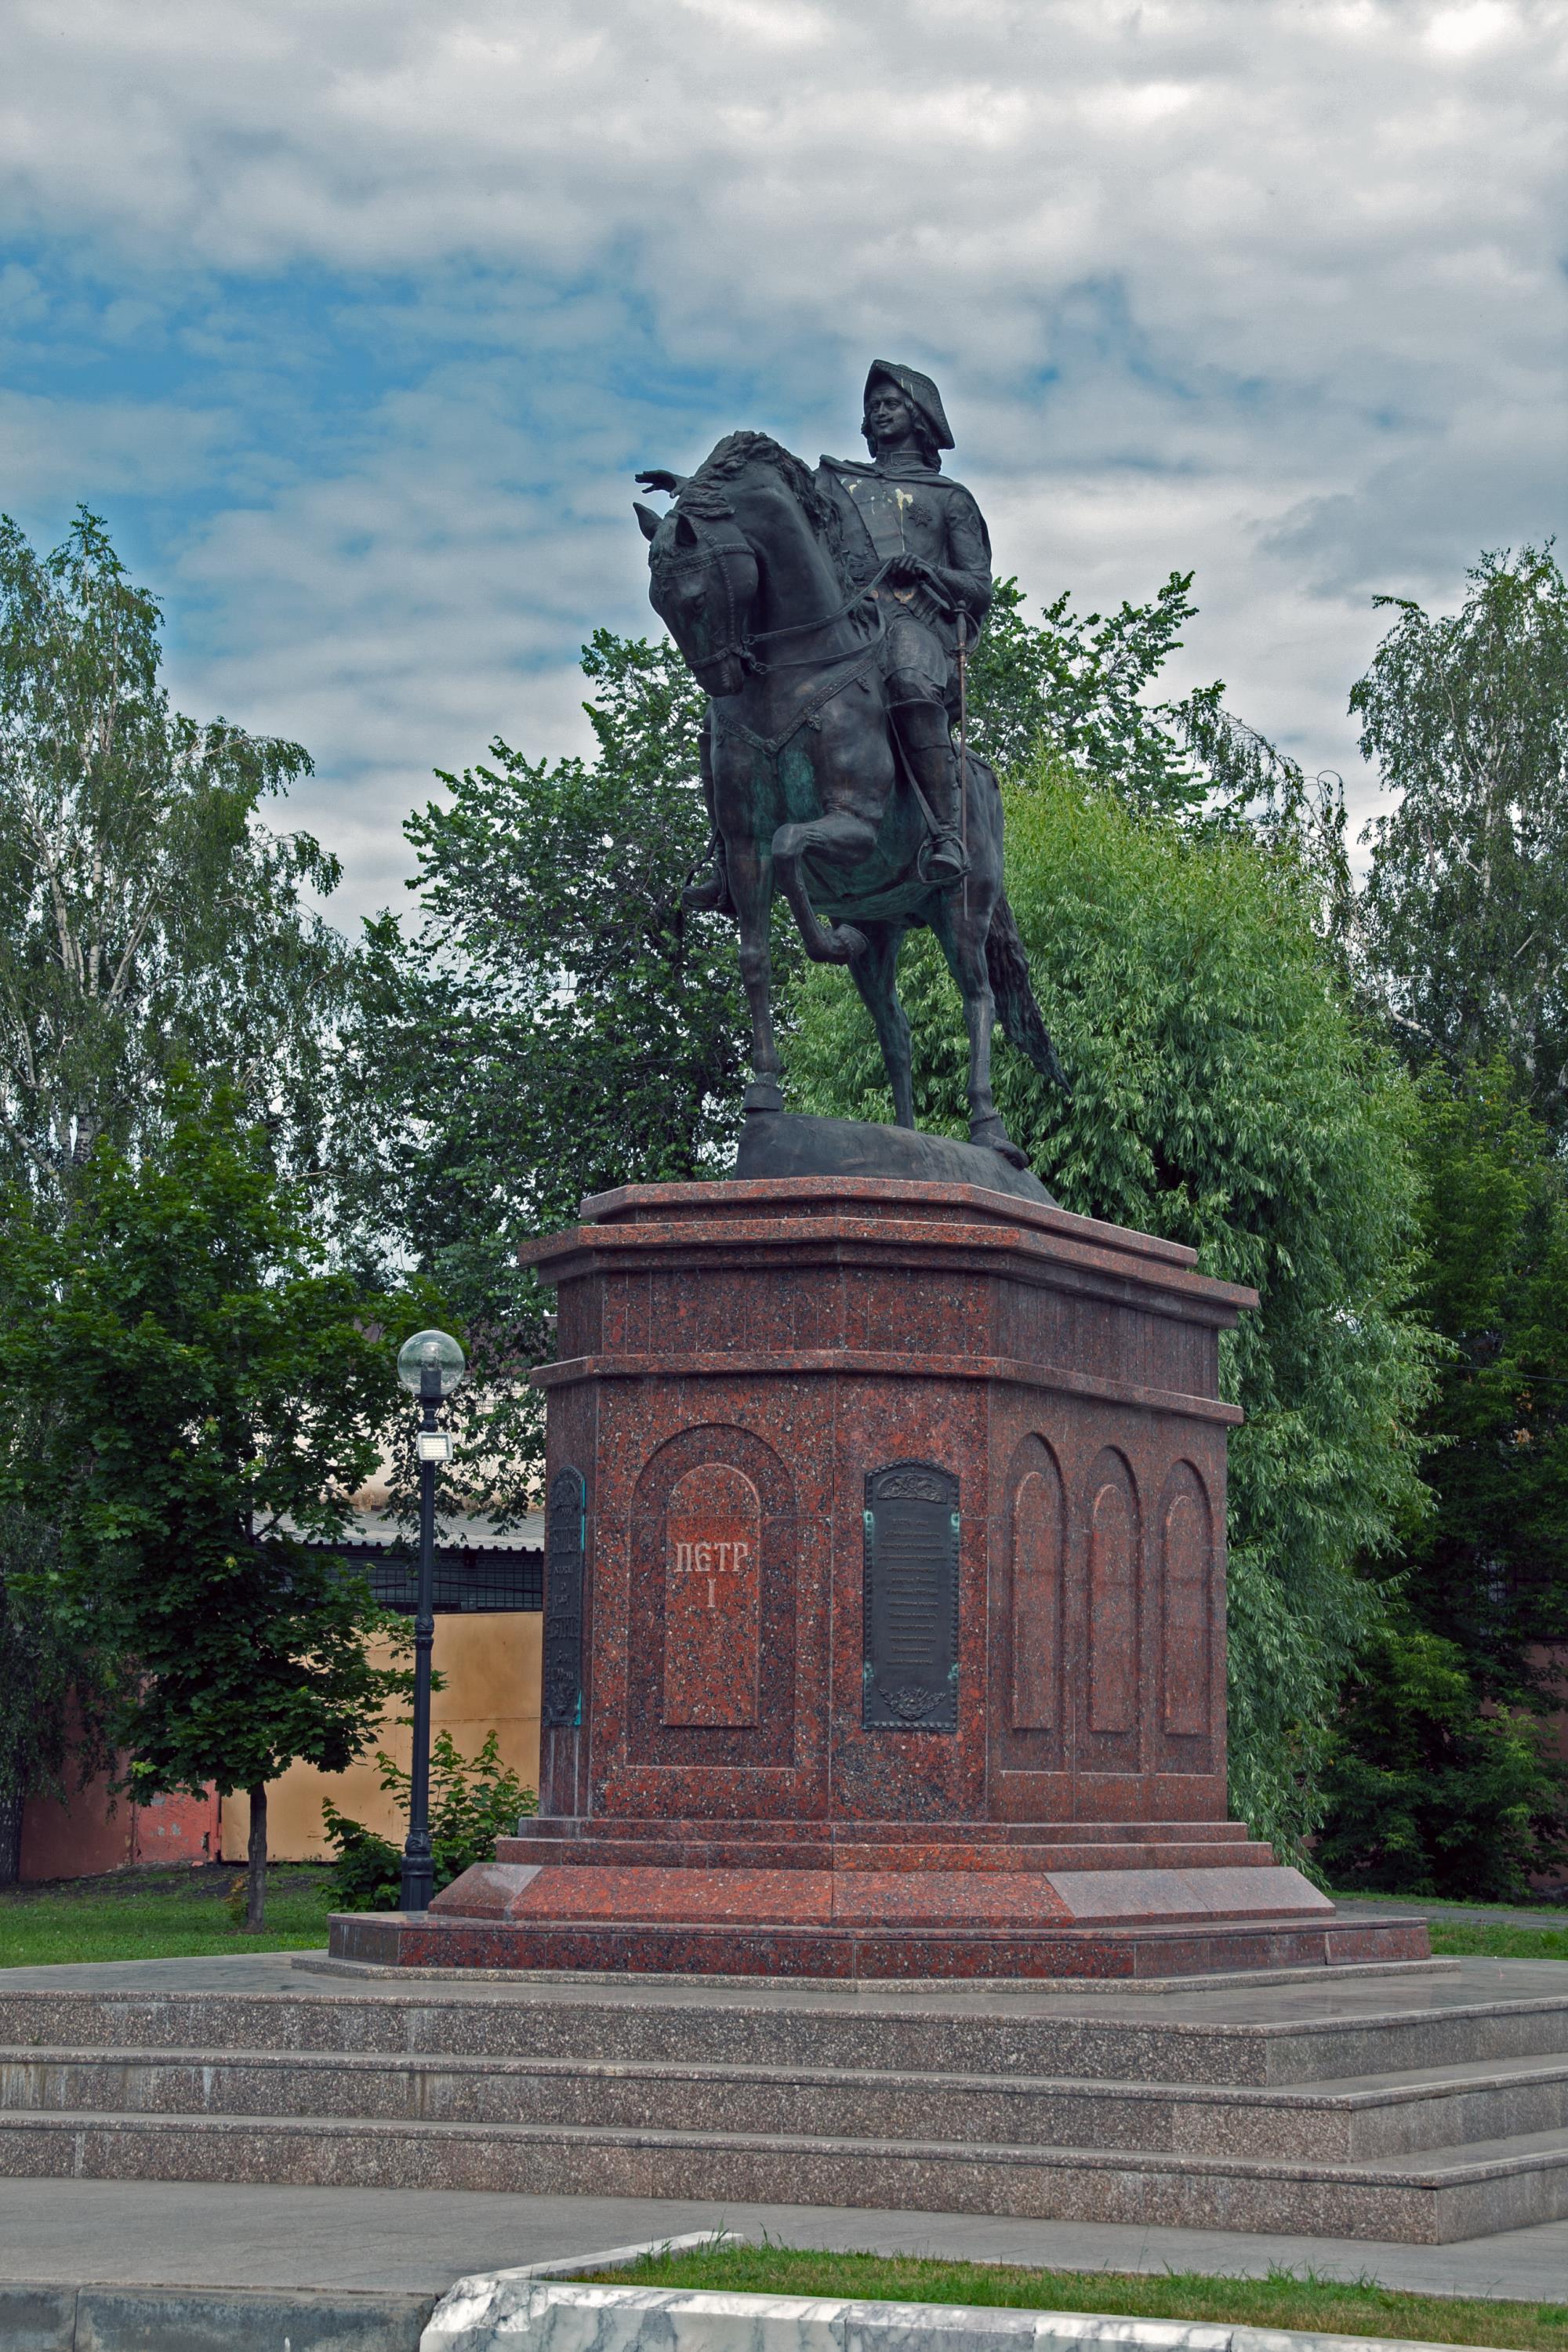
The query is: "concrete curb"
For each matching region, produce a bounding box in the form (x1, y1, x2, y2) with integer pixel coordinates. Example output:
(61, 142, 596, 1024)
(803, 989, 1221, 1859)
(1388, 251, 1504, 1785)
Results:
(418, 2283, 1515, 2352)
(0, 2234, 740, 2351)
(0, 2281, 435, 2350)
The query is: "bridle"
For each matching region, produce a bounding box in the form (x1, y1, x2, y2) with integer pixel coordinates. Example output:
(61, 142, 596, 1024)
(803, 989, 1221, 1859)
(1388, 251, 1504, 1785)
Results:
(655, 529, 758, 680)
(655, 517, 892, 684)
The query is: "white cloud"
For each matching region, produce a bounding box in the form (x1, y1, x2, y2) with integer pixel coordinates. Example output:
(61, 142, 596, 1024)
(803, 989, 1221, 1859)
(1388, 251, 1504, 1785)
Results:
(2, 0, 1563, 916)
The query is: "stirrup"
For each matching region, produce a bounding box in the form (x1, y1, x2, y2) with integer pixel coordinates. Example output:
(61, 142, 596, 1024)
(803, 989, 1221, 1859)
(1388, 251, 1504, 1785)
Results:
(918, 830, 970, 887)
(681, 862, 733, 916)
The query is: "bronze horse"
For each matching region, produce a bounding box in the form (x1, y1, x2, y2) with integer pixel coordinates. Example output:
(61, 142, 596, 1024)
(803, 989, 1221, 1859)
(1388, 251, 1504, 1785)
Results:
(635, 432, 1065, 1168)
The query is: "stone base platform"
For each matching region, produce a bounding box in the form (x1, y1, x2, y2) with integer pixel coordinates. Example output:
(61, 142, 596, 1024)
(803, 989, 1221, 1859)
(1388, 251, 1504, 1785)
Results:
(4, 1957, 1568, 2243)
(334, 1818, 1428, 1980)
(348, 1172, 1432, 1990)
(329, 1899, 1428, 1983)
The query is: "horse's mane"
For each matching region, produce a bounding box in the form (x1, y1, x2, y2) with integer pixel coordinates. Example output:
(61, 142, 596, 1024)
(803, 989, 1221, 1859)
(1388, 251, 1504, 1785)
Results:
(678, 432, 846, 575)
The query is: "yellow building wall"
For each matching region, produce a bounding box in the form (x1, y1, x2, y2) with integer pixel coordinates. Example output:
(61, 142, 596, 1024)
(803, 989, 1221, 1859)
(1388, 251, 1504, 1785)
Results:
(221, 1614, 542, 1863)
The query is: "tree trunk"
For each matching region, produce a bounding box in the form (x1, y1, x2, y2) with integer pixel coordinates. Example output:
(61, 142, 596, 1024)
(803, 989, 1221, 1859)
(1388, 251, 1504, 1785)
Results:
(245, 1782, 267, 1932)
(0, 1789, 23, 1891)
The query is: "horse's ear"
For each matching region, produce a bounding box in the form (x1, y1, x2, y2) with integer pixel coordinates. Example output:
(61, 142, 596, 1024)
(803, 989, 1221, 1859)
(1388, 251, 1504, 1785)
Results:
(674, 511, 700, 546)
(633, 502, 661, 543)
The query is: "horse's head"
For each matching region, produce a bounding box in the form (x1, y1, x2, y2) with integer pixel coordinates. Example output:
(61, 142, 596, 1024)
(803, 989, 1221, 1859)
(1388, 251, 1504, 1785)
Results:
(640, 502, 759, 701)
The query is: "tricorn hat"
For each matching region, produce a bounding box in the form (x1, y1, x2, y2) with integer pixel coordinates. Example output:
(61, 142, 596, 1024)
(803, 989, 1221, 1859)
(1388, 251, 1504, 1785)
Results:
(863, 359, 954, 452)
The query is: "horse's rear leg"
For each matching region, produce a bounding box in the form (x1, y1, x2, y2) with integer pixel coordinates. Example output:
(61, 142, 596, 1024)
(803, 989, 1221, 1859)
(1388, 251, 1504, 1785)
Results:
(849, 921, 914, 1129)
(728, 840, 783, 1111)
(936, 893, 1028, 1171)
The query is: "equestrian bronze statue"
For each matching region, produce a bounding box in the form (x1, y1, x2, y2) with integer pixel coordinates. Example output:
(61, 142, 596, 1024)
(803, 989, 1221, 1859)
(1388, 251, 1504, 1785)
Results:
(634, 361, 1065, 1174)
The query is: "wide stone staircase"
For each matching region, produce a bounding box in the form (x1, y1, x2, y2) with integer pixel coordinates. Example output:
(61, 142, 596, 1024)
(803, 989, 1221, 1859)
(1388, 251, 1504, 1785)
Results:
(2, 1958, 1567, 2244)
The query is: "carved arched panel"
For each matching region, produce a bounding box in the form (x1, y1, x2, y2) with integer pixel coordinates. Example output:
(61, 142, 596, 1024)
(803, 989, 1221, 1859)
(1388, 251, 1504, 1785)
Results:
(1011, 1457, 1065, 1733)
(626, 1423, 797, 1766)
(988, 1434, 1065, 1777)
(1159, 1461, 1214, 1748)
(1084, 1448, 1140, 1756)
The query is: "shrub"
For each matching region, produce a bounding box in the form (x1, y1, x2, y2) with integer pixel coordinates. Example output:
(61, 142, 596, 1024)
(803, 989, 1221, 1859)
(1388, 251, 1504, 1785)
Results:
(324, 1727, 538, 1911)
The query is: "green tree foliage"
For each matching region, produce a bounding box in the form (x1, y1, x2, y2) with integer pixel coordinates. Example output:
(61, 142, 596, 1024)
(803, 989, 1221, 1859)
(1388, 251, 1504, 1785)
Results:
(343, 629, 760, 1501)
(1356, 545, 1568, 1138)
(0, 508, 362, 1855)
(1410, 1062, 1568, 1688)
(0, 508, 351, 1202)
(1321, 1062, 1568, 1894)
(968, 575, 1359, 946)
(1319, 1613, 1563, 1899)
(0, 1080, 416, 1928)
(787, 765, 1433, 1854)
(967, 573, 1213, 816)
(1318, 548, 1568, 1889)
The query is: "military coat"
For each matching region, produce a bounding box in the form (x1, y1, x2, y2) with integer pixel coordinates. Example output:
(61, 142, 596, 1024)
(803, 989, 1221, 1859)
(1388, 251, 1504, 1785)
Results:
(817, 455, 993, 707)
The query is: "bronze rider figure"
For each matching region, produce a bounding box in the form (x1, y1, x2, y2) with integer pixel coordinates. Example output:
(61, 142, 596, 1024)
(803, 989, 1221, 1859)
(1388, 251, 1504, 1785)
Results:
(663, 359, 992, 913)
(815, 360, 991, 888)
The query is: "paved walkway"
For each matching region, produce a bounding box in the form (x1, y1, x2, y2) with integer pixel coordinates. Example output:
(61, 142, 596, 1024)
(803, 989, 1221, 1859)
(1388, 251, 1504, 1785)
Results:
(0, 2177, 1564, 2303)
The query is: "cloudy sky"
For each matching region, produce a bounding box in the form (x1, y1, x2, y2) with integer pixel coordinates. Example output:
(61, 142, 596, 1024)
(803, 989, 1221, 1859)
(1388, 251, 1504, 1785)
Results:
(4, 0, 1563, 923)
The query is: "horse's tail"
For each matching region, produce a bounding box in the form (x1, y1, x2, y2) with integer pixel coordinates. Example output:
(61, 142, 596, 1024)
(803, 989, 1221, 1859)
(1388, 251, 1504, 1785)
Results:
(986, 892, 1071, 1095)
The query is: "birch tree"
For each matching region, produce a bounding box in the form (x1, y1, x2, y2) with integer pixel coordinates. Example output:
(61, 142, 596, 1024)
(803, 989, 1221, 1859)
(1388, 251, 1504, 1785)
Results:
(1356, 544, 1568, 1138)
(0, 508, 349, 1203)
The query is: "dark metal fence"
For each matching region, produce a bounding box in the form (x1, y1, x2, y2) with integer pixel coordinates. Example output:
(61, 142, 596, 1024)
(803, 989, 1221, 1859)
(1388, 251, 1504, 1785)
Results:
(318, 1540, 544, 1613)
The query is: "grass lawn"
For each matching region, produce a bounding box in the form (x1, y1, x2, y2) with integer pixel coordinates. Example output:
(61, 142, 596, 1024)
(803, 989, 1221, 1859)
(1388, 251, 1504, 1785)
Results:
(1428, 1919, 1568, 1961)
(0, 1863, 334, 1965)
(574, 2241, 1568, 2350)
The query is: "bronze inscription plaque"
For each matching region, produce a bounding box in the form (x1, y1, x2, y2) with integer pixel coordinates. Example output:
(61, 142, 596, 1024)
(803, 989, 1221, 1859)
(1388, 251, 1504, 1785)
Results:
(862, 1461, 960, 1732)
(541, 1465, 586, 1729)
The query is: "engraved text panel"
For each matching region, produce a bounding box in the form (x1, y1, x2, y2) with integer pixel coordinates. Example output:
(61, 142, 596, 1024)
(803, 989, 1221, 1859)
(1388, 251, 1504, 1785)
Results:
(862, 1462, 960, 1733)
(662, 1462, 762, 1726)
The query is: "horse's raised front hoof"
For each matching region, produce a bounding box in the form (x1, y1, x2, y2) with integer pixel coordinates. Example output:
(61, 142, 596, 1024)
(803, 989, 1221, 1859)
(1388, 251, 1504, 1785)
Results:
(971, 1113, 1029, 1171)
(826, 924, 868, 964)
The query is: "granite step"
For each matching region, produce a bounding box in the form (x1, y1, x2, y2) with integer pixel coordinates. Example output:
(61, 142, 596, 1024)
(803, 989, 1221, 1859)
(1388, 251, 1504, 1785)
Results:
(6, 2043, 1568, 2161)
(492, 1838, 1278, 1873)
(2, 2105, 1566, 2242)
(4, 1982, 1567, 2085)
(505, 1818, 1263, 1844)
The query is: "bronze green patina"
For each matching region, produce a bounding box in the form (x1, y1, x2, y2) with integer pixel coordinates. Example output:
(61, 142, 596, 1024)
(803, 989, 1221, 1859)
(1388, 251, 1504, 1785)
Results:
(634, 362, 1065, 1171)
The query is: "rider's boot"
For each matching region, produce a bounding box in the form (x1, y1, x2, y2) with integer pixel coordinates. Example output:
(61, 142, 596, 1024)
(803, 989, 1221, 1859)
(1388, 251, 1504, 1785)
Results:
(897, 703, 970, 887)
(682, 837, 735, 916)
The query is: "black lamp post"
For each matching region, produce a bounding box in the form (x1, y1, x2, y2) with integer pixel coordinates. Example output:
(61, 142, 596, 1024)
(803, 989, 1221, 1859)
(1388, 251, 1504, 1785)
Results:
(395, 1328, 465, 1913)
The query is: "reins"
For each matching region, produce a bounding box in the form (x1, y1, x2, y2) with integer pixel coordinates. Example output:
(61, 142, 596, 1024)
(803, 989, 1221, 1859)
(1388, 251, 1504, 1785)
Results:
(743, 558, 896, 669)
(703, 557, 894, 762)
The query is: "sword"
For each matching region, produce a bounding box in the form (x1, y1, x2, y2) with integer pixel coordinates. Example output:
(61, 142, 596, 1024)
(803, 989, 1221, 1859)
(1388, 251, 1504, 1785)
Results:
(956, 608, 969, 919)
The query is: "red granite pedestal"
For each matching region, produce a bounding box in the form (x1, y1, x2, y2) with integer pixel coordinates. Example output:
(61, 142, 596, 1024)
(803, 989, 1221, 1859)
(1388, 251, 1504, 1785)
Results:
(330, 1175, 1428, 1980)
